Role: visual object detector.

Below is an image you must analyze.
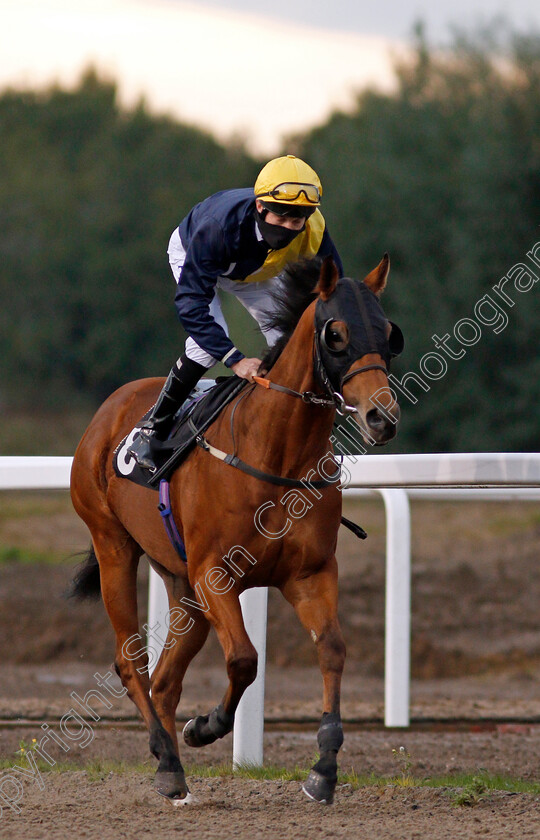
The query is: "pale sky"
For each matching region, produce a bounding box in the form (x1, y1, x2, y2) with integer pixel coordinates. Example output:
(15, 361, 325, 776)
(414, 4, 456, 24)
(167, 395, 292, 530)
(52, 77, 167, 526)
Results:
(0, 0, 400, 154)
(1, 0, 538, 155)
(192, 0, 540, 41)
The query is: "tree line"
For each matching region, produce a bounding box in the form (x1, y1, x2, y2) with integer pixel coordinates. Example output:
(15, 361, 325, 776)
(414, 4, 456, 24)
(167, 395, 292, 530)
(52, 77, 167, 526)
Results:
(1, 23, 539, 453)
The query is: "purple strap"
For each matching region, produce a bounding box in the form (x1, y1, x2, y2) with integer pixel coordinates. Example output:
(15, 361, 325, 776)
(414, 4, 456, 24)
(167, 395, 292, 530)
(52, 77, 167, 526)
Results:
(158, 480, 187, 563)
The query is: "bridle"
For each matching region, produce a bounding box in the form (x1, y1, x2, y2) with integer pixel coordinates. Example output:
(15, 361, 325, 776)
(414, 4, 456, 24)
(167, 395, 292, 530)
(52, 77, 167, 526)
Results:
(252, 332, 388, 417)
(311, 322, 387, 416)
(255, 277, 392, 415)
(195, 277, 401, 489)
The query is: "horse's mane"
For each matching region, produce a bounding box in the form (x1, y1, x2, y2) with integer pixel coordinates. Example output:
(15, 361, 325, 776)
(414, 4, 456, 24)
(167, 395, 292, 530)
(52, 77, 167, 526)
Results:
(260, 257, 322, 371)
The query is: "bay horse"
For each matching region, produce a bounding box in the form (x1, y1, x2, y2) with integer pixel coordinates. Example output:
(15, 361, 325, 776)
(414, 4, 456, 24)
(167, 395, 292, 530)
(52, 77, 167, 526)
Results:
(70, 255, 402, 806)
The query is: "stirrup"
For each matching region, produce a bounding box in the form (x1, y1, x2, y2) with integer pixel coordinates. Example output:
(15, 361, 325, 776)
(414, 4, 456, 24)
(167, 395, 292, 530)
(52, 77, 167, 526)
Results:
(128, 428, 158, 472)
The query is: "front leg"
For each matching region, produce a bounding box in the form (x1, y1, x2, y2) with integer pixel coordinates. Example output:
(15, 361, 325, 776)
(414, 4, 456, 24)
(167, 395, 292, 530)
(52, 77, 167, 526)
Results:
(303, 712, 344, 804)
(281, 561, 346, 805)
(181, 579, 257, 748)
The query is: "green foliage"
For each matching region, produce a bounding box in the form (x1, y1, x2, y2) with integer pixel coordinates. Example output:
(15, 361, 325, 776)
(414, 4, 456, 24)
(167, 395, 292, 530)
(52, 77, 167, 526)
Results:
(0, 69, 260, 409)
(14, 737, 37, 757)
(2, 23, 540, 453)
(294, 22, 540, 452)
(0, 750, 538, 800)
(391, 745, 414, 785)
(0, 546, 64, 565)
(451, 775, 488, 806)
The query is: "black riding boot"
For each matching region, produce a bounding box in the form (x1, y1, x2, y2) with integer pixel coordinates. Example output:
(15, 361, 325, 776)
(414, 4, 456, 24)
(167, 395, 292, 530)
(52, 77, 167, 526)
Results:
(128, 356, 207, 471)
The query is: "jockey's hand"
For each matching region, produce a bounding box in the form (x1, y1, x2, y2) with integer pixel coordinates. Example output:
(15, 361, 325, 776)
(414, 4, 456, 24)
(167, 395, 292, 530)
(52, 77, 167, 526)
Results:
(231, 357, 262, 382)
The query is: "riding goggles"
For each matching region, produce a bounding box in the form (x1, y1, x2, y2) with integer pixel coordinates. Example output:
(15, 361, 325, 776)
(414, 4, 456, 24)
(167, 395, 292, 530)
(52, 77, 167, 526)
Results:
(256, 181, 321, 205)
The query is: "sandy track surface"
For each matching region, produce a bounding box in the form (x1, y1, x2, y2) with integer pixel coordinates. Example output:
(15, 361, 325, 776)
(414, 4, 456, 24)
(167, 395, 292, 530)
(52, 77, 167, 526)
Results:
(1, 496, 540, 837)
(1, 769, 540, 840)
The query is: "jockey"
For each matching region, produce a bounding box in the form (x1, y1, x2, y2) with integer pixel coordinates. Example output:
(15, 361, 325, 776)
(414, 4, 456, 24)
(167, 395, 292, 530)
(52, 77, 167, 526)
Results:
(129, 154, 344, 471)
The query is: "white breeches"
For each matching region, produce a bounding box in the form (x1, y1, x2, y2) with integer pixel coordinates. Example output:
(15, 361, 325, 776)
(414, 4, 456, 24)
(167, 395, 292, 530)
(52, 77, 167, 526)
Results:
(168, 228, 281, 369)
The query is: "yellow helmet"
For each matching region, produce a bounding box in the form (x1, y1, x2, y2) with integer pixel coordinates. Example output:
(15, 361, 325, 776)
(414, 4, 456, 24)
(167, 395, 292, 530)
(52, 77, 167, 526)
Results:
(254, 154, 322, 208)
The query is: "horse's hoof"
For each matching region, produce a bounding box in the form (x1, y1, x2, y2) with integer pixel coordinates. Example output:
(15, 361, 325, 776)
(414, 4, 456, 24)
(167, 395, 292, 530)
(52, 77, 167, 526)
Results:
(183, 716, 214, 748)
(302, 770, 335, 805)
(183, 717, 201, 747)
(154, 770, 190, 800)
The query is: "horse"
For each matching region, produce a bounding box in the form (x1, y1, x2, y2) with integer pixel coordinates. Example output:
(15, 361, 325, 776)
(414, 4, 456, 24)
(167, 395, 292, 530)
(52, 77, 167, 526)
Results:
(69, 254, 402, 806)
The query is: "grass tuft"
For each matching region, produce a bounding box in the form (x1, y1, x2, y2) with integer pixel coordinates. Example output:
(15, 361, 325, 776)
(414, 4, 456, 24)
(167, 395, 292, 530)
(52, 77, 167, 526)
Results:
(450, 776, 488, 807)
(0, 546, 65, 565)
(1, 753, 539, 800)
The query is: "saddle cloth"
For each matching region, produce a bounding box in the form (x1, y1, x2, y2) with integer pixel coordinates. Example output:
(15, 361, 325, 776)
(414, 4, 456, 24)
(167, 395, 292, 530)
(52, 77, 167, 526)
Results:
(113, 376, 248, 490)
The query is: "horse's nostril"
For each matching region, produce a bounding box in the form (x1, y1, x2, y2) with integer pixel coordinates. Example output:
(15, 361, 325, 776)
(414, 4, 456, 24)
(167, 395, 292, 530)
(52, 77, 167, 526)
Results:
(366, 409, 387, 430)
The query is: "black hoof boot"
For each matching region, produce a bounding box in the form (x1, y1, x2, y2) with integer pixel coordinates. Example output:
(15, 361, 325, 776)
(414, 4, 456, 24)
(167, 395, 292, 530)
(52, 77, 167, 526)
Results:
(302, 769, 336, 805)
(183, 704, 234, 748)
(183, 716, 214, 748)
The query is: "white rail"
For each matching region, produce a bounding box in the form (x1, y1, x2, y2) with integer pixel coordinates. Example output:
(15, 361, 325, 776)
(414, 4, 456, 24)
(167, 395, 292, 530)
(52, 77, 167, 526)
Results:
(1, 453, 539, 767)
(0, 456, 72, 489)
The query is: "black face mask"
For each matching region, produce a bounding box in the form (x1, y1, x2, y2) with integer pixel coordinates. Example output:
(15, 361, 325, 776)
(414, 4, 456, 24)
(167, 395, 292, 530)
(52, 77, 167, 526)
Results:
(256, 210, 304, 250)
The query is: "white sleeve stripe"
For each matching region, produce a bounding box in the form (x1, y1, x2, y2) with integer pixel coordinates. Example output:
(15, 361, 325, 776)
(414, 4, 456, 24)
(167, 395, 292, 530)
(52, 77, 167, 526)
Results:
(221, 347, 239, 364)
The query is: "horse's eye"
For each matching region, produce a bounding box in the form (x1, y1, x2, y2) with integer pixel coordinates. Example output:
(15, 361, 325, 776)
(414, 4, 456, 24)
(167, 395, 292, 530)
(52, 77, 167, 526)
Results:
(322, 320, 349, 353)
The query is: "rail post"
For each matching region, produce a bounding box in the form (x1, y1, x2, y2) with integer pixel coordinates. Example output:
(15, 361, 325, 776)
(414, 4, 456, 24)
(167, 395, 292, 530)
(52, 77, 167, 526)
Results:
(378, 489, 411, 727)
(233, 587, 268, 767)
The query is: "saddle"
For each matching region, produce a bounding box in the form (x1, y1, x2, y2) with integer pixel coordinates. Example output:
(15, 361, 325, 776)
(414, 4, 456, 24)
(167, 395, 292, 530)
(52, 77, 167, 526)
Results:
(113, 376, 248, 490)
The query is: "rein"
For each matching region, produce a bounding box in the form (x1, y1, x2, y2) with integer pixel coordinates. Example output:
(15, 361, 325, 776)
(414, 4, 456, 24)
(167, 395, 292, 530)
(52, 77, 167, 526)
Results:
(254, 329, 388, 416)
(252, 375, 336, 408)
(194, 293, 389, 489)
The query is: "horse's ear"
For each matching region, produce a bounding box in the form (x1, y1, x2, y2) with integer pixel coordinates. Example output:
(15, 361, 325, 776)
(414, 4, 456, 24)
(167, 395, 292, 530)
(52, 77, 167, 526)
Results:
(314, 256, 339, 300)
(363, 253, 390, 296)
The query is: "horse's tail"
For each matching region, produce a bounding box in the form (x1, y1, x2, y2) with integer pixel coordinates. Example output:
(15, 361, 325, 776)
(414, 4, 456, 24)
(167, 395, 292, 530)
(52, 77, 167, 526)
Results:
(67, 545, 102, 600)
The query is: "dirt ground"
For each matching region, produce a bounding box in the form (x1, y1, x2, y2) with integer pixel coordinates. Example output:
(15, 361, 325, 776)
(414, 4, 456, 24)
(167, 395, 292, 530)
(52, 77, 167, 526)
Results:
(1, 767, 540, 840)
(1, 493, 540, 838)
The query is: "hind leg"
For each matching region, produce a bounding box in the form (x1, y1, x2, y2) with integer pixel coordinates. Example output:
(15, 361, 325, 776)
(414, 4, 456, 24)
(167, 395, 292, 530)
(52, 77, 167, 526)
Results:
(92, 528, 190, 802)
(281, 561, 346, 805)
(150, 574, 211, 754)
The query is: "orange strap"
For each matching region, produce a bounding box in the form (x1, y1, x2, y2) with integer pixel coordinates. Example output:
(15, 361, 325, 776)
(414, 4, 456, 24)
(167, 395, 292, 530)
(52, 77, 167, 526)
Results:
(252, 374, 335, 407)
